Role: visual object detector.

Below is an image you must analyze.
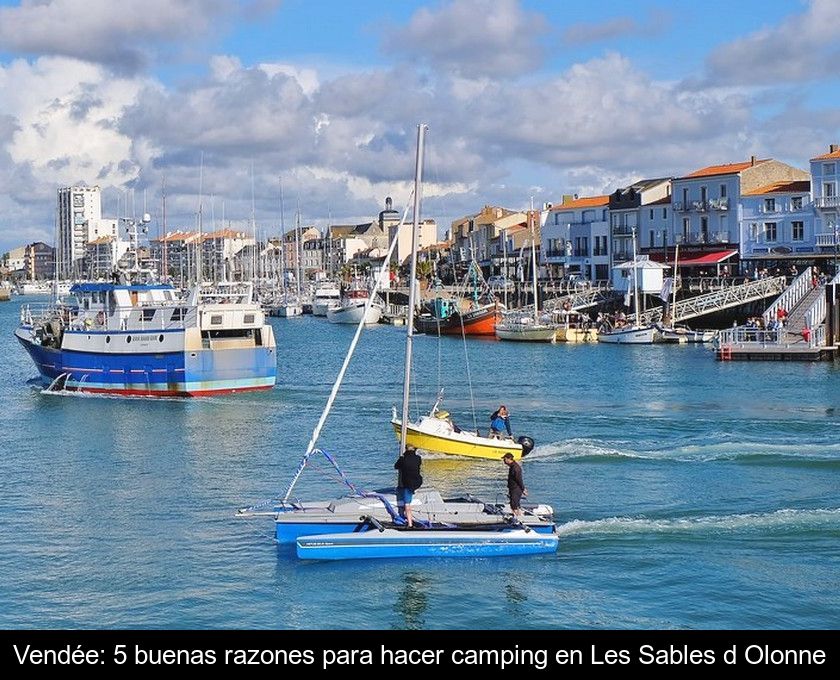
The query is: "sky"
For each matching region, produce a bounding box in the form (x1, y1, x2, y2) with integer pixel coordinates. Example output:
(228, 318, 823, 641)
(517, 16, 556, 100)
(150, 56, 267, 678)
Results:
(0, 0, 839, 252)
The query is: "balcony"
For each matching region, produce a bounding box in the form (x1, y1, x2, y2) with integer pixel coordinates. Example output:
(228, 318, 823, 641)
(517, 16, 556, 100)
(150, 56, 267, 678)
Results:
(543, 249, 568, 259)
(692, 200, 708, 212)
(673, 201, 687, 212)
(709, 198, 729, 210)
(709, 232, 730, 244)
(611, 225, 636, 235)
(815, 196, 840, 209)
(816, 233, 840, 247)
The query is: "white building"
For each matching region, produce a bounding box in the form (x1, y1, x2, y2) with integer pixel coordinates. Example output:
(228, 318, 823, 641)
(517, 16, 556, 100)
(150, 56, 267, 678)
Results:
(608, 178, 671, 267)
(541, 195, 610, 281)
(739, 181, 813, 268)
(389, 218, 438, 266)
(670, 157, 809, 250)
(58, 185, 119, 278)
(811, 145, 840, 267)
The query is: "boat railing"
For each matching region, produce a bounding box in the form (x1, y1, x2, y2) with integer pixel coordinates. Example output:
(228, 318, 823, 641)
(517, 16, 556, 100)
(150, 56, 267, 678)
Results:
(717, 326, 788, 347)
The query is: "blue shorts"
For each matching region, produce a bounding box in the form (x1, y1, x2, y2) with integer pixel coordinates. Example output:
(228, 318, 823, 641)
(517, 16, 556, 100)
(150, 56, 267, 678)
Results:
(399, 487, 414, 505)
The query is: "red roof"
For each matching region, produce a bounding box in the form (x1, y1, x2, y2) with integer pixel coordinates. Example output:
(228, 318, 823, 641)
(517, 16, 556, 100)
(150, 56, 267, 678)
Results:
(742, 180, 810, 196)
(811, 148, 840, 161)
(549, 195, 609, 211)
(682, 160, 768, 179)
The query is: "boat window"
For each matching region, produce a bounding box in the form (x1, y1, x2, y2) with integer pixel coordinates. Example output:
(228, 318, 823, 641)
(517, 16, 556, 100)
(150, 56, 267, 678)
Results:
(171, 307, 184, 322)
(244, 313, 255, 324)
(210, 315, 223, 325)
(142, 309, 156, 322)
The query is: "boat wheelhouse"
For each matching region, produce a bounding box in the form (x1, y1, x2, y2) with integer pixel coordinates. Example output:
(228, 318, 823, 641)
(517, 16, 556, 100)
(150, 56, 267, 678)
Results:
(15, 281, 276, 396)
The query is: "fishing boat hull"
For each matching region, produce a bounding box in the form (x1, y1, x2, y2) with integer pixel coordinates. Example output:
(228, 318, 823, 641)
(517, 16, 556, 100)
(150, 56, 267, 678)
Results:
(657, 326, 716, 343)
(495, 323, 557, 342)
(327, 301, 382, 324)
(597, 325, 659, 344)
(555, 326, 598, 343)
(391, 416, 526, 460)
(15, 327, 276, 396)
(415, 304, 500, 336)
(296, 527, 559, 560)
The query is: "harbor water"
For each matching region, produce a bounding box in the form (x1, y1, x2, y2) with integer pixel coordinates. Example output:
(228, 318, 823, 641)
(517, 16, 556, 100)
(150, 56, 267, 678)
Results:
(0, 299, 838, 629)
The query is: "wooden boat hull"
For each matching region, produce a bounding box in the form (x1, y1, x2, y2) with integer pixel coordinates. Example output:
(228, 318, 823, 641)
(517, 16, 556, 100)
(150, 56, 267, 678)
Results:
(495, 324, 557, 342)
(556, 327, 598, 343)
(597, 325, 659, 344)
(415, 305, 500, 336)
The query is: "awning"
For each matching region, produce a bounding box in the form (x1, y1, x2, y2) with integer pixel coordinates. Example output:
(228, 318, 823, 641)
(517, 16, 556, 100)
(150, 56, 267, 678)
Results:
(648, 249, 738, 266)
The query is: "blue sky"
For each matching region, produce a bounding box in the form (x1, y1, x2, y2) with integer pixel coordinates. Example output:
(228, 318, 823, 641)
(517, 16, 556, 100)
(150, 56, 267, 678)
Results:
(0, 0, 838, 252)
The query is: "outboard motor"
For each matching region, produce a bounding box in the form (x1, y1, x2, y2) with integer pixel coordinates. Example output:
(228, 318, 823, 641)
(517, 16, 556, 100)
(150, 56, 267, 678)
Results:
(518, 436, 535, 457)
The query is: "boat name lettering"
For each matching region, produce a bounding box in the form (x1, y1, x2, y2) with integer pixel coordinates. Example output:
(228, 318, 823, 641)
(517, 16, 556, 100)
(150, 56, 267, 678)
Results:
(130, 335, 158, 342)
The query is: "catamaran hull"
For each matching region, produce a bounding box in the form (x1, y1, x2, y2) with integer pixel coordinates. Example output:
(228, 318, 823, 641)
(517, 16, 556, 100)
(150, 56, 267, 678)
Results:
(296, 528, 559, 560)
(15, 328, 276, 396)
(327, 302, 382, 324)
(391, 418, 524, 460)
(415, 306, 500, 336)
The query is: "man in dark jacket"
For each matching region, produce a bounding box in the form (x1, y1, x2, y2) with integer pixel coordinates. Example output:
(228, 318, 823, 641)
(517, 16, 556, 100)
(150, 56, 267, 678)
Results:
(502, 452, 527, 518)
(394, 446, 423, 527)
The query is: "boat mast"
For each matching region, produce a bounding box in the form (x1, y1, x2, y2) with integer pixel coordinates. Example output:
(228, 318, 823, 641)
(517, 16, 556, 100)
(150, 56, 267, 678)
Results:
(632, 228, 641, 323)
(501, 225, 508, 309)
(279, 176, 287, 294)
(295, 199, 302, 299)
(529, 197, 539, 322)
(671, 242, 680, 322)
(399, 123, 427, 455)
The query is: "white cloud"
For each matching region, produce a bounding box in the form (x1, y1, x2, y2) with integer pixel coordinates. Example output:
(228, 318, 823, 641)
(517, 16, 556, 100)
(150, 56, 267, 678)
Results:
(0, 0, 280, 73)
(561, 11, 671, 47)
(383, 0, 547, 79)
(704, 0, 840, 85)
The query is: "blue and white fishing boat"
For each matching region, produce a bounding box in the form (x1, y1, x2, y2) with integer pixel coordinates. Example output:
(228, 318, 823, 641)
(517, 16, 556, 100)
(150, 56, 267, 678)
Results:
(15, 280, 276, 396)
(239, 124, 558, 560)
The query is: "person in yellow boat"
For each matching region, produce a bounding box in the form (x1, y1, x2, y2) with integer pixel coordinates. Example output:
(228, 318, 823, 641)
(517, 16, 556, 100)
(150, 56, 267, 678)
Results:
(490, 405, 512, 438)
(394, 446, 423, 528)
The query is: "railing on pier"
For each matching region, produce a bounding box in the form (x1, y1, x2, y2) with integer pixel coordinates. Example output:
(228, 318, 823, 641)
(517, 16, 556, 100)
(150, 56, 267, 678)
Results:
(382, 303, 408, 319)
(804, 271, 840, 331)
(631, 276, 787, 325)
(762, 267, 811, 325)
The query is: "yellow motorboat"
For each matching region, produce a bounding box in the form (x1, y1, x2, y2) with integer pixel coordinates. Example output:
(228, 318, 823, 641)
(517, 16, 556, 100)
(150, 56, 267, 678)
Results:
(391, 405, 533, 461)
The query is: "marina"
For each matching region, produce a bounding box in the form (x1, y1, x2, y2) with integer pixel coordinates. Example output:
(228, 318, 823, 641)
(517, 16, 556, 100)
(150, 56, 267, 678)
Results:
(1, 301, 839, 627)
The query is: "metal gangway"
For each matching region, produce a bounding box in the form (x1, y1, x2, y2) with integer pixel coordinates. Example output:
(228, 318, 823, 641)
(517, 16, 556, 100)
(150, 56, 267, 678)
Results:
(630, 276, 787, 325)
(541, 286, 615, 313)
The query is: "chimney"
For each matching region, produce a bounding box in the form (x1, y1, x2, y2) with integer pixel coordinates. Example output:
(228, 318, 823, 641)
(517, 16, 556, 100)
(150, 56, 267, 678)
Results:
(831, 144, 840, 154)
(750, 155, 756, 166)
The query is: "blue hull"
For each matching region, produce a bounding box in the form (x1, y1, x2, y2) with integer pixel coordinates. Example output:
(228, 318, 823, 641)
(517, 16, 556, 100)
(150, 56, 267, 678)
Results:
(276, 520, 555, 544)
(16, 333, 276, 396)
(296, 531, 559, 560)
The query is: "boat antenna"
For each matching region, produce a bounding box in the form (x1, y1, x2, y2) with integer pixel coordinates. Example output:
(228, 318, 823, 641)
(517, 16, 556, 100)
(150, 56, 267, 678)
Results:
(399, 123, 427, 455)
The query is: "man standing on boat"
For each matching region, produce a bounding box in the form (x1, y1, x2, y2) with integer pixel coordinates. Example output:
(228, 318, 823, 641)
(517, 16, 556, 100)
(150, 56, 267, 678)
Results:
(395, 446, 423, 528)
(502, 452, 527, 518)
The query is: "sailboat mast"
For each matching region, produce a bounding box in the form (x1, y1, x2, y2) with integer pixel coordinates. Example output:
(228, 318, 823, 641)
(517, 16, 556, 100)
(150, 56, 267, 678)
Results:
(399, 123, 427, 455)
(632, 228, 641, 321)
(671, 242, 680, 319)
(529, 198, 539, 321)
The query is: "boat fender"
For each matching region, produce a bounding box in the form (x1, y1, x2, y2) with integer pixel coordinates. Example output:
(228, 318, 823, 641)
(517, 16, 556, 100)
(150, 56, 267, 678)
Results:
(518, 436, 535, 456)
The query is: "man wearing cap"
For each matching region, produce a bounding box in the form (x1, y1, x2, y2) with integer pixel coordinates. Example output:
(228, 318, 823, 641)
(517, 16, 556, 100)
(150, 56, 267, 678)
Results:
(502, 452, 527, 518)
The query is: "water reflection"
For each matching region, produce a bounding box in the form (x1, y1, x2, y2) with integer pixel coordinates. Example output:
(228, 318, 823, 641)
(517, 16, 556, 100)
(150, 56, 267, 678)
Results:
(393, 571, 429, 630)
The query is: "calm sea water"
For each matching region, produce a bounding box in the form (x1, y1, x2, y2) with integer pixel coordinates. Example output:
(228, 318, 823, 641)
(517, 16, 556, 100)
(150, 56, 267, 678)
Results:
(0, 298, 838, 629)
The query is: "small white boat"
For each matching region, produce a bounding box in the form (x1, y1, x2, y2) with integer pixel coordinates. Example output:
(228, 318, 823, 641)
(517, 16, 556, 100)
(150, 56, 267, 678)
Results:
(598, 324, 659, 344)
(327, 281, 382, 324)
(656, 324, 715, 343)
(312, 282, 341, 316)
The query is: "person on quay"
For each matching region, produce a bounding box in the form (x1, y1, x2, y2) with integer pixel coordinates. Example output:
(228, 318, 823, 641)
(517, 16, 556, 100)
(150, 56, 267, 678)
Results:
(502, 452, 527, 518)
(394, 446, 423, 528)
